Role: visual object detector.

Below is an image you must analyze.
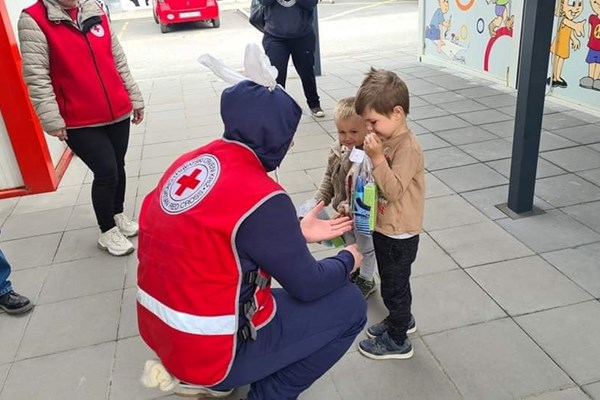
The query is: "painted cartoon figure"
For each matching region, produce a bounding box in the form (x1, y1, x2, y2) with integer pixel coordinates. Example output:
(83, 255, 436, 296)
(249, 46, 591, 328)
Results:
(580, 0, 600, 90)
(486, 0, 515, 37)
(549, 0, 586, 88)
(425, 0, 451, 53)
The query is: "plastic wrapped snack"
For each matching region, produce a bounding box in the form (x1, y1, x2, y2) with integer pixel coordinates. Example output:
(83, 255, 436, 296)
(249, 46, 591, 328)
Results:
(350, 150, 378, 235)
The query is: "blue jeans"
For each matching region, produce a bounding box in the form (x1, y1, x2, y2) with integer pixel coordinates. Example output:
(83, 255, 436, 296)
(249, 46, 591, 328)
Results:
(214, 283, 367, 399)
(0, 248, 13, 296)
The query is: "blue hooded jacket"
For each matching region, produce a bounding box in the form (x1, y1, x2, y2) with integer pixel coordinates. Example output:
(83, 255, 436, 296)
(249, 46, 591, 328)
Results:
(219, 80, 354, 309)
(258, 0, 318, 39)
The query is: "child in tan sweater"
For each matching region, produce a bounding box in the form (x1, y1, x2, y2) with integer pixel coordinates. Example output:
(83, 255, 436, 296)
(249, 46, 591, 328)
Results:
(355, 68, 425, 360)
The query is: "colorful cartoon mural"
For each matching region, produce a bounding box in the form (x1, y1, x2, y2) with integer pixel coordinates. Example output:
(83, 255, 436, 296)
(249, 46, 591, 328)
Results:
(580, 0, 600, 90)
(549, 0, 586, 88)
(423, 0, 517, 79)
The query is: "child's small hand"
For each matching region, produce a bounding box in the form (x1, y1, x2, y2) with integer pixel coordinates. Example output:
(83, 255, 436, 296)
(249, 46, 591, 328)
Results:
(364, 133, 385, 166)
(336, 202, 351, 218)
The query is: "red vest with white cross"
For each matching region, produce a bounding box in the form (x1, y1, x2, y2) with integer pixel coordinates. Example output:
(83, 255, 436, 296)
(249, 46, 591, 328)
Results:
(137, 139, 281, 386)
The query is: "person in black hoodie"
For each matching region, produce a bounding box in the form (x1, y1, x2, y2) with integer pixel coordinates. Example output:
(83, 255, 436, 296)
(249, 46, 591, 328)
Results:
(258, 0, 325, 118)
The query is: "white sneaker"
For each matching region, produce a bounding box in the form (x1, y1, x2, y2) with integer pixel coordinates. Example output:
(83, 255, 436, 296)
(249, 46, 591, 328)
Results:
(175, 382, 233, 398)
(114, 213, 139, 237)
(98, 226, 135, 256)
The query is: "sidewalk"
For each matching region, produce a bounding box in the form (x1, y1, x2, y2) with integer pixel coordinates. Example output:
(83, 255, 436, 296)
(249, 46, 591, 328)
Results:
(2, 42, 600, 399)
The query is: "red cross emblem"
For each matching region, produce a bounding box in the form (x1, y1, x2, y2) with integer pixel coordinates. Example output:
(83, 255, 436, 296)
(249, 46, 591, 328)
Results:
(175, 168, 202, 196)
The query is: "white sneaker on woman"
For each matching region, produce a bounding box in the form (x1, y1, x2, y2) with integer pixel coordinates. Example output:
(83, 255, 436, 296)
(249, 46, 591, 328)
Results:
(98, 226, 135, 256)
(114, 213, 139, 237)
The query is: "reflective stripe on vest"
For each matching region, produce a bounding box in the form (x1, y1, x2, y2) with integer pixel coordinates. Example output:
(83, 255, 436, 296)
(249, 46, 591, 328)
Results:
(137, 287, 236, 335)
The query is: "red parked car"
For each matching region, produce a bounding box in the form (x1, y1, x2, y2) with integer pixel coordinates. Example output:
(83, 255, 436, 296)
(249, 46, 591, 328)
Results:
(152, 0, 220, 33)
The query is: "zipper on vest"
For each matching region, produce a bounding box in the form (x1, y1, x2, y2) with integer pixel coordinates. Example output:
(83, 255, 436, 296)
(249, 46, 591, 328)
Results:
(84, 35, 115, 121)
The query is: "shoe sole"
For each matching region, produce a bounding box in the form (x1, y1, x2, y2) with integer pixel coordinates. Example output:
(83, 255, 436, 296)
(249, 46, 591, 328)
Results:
(357, 344, 414, 360)
(0, 302, 34, 315)
(97, 243, 135, 256)
(175, 388, 233, 398)
(363, 286, 377, 300)
(366, 323, 417, 339)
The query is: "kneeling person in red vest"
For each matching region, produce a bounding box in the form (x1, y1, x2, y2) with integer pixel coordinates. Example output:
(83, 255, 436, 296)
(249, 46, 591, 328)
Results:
(137, 79, 367, 399)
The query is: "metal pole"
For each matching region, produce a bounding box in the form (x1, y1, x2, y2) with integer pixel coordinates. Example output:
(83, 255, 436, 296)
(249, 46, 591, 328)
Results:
(312, 4, 321, 76)
(506, 0, 555, 214)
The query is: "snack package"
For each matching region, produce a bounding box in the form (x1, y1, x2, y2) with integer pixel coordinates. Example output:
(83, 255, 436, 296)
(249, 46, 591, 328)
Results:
(350, 150, 378, 235)
(297, 198, 345, 248)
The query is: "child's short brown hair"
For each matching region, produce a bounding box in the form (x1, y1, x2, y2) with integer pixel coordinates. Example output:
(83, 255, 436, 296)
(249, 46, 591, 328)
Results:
(333, 97, 357, 122)
(355, 68, 410, 117)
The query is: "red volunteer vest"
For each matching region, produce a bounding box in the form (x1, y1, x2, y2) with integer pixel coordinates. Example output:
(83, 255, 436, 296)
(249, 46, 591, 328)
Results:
(137, 139, 281, 386)
(24, 1, 132, 128)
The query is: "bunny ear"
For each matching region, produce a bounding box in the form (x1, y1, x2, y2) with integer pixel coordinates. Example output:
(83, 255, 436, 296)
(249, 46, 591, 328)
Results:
(198, 53, 247, 86)
(243, 43, 278, 91)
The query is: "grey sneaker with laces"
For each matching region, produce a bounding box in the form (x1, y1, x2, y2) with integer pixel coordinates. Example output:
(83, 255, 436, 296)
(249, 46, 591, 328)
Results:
(355, 276, 377, 299)
(98, 226, 135, 256)
(358, 331, 413, 360)
(366, 314, 416, 338)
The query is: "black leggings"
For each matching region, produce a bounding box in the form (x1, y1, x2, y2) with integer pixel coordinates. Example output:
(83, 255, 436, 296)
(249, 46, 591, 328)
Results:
(66, 119, 130, 233)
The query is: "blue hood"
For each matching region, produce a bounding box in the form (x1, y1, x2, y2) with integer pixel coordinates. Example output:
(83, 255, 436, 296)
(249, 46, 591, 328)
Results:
(221, 80, 302, 172)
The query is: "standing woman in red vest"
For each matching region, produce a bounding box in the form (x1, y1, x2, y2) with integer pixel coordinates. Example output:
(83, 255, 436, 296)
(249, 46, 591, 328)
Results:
(18, 0, 144, 256)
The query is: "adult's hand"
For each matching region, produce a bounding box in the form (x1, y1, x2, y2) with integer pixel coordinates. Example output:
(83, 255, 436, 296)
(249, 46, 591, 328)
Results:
(300, 201, 353, 243)
(132, 108, 145, 125)
(344, 243, 363, 274)
(48, 128, 68, 141)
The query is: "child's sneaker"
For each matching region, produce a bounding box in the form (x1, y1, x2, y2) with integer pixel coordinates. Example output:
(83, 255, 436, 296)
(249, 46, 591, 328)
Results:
(98, 226, 135, 256)
(358, 331, 413, 360)
(175, 382, 233, 398)
(350, 270, 360, 283)
(114, 213, 139, 237)
(355, 276, 377, 299)
(366, 315, 416, 338)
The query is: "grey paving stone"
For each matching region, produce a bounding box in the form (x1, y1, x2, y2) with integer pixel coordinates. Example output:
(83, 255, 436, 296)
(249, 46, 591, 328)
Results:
(541, 146, 600, 172)
(578, 168, 600, 186)
(424, 318, 573, 400)
(65, 204, 99, 231)
(110, 336, 168, 400)
(413, 233, 459, 277)
(118, 287, 138, 339)
(434, 125, 499, 146)
(584, 382, 600, 399)
(11, 186, 80, 215)
(329, 339, 462, 400)
(54, 227, 121, 263)
(522, 387, 591, 399)
(420, 91, 466, 104)
(424, 147, 478, 171)
(516, 301, 600, 385)
(410, 122, 431, 134)
(467, 256, 591, 316)
(0, 233, 61, 271)
(459, 139, 513, 162)
(564, 110, 600, 124)
(9, 265, 49, 307)
(486, 157, 566, 179)
(410, 96, 430, 108)
(408, 105, 449, 121)
(58, 164, 88, 188)
(461, 185, 552, 221)
(425, 75, 480, 91)
(412, 269, 505, 334)
(0, 343, 114, 400)
(0, 363, 8, 390)
(535, 174, 600, 207)
(38, 256, 126, 304)
(0, 207, 71, 241)
(428, 221, 533, 268)
(476, 93, 517, 108)
(542, 113, 589, 131)
(417, 115, 472, 132)
(306, 167, 326, 188)
(125, 255, 138, 289)
(406, 80, 446, 96)
(437, 99, 490, 114)
(542, 242, 600, 298)
(480, 120, 515, 138)
(140, 154, 178, 176)
(294, 121, 329, 137)
(592, 143, 600, 153)
(432, 164, 508, 193)
(456, 86, 505, 98)
(551, 124, 600, 145)
(563, 201, 600, 233)
(539, 132, 578, 152)
(415, 133, 451, 150)
(424, 173, 454, 198)
(142, 141, 192, 159)
(278, 170, 317, 194)
(424, 195, 488, 231)
(0, 312, 31, 364)
(0, 198, 17, 226)
(291, 135, 335, 152)
(497, 105, 516, 117)
(456, 109, 513, 126)
(498, 209, 600, 253)
(16, 291, 121, 360)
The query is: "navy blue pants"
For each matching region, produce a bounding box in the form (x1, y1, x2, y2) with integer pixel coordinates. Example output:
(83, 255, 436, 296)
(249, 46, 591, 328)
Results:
(214, 283, 367, 399)
(262, 31, 321, 109)
(0, 248, 13, 297)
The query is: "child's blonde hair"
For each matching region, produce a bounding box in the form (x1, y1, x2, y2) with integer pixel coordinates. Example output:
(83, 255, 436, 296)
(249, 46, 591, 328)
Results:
(355, 68, 410, 117)
(333, 97, 358, 122)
